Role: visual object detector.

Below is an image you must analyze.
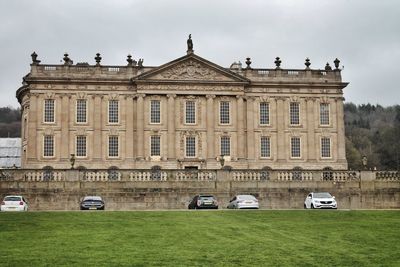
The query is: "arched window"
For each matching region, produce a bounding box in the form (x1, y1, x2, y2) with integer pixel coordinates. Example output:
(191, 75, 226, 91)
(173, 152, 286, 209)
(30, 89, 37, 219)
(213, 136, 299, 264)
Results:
(292, 167, 302, 181)
(151, 165, 162, 181)
(108, 166, 119, 181)
(322, 167, 333, 181)
(261, 166, 272, 181)
(42, 166, 54, 181)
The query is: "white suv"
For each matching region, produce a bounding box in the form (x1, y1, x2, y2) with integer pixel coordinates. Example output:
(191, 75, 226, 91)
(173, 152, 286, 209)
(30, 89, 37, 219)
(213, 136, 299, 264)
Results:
(304, 192, 337, 209)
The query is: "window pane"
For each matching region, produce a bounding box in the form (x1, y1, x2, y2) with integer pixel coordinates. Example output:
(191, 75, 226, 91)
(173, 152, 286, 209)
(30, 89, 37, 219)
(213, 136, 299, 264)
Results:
(321, 137, 331, 158)
(260, 102, 270, 125)
(186, 136, 196, 157)
(108, 100, 119, 123)
(108, 136, 119, 157)
(261, 136, 270, 158)
(220, 101, 230, 124)
(185, 101, 196, 124)
(43, 135, 54, 157)
(151, 136, 161, 156)
(290, 102, 300, 125)
(151, 100, 161, 123)
(291, 137, 301, 158)
(320, 103, 330, 125)
(76, 100, 87, 123)
(76, 136, 86, 157)
(44, 99, 55, 123)
(220, 136, 230, 156)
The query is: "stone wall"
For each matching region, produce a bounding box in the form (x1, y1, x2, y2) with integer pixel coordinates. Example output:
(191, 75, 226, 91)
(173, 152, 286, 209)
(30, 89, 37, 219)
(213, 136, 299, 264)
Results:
(0, 169, 399, 210)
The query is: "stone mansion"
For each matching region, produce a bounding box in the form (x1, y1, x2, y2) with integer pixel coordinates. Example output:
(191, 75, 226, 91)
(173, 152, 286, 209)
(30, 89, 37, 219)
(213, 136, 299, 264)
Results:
(16, 37, 348, 170)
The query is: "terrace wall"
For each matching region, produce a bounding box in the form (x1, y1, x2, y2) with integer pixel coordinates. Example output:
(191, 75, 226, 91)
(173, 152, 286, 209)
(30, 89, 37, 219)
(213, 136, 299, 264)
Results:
(0, 169, 399, 210)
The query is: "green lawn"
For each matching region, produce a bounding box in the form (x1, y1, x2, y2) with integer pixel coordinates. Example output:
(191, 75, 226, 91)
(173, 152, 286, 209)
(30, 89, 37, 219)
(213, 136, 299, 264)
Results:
(0, 211, 399, 267)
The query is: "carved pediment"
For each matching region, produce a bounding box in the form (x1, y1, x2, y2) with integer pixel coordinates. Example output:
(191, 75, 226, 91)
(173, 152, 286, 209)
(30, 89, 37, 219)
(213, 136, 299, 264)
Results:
(135, 54, 249, 83)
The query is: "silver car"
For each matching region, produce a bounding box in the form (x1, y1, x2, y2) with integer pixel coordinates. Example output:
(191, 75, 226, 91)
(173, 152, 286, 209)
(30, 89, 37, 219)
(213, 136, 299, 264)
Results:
(227, 195, 259, 209)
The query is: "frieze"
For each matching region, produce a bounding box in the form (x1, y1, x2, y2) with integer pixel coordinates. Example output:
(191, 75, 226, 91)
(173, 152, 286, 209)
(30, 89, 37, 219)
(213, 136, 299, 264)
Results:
(137, 84, 242, 92)
(157, 60, 224, 81)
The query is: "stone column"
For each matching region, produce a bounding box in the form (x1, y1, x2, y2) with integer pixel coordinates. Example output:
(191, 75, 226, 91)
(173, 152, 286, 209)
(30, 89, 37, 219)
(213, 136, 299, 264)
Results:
(236, 95, 245, 160)
(246, 96, 255, 160)
(167, 94, 177, 159)
(276, 97, 286, 161)
(125, 95, 134, 160)
(136, 94, 145, 160)
(206, 95, 215, 159)
(92, 95, 103, 160)
(60, 94, 70, 161)
(336, 97, 347, 162)
(306, 97, 317, 161)
(27, 93, 38, 162)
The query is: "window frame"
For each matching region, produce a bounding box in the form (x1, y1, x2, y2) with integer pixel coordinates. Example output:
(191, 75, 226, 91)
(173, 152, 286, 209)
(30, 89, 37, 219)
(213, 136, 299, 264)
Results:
(321, 137, 332, 158)
(150, 100, 161, 124)
(43, 135, 55, 158)
(185, 100, 196, 125)
(220, 136, 231, 156)
(219, 101, 230, 125)
(259, 102, 270, 126)
(76, 99, 88, 124)
(150, 135, 161, 157)
(108, 100, 119, 124)
(185, 136, 196, 158)
(289, 102, 300, 126)
(108, 135, 119, 158)
(290, 137, 301, 158)
(43, 99, 55, 123)
(320, 103, 330, 126)
(260, 136, 271, 158)
(75, 135, 87, 158)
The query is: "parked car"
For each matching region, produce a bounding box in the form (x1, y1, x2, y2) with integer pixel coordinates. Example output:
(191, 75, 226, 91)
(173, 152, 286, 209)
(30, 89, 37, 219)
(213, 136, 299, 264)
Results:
(0, 195, 28, 211)
(80, 196, 105, 210)
(304, 192, 337, 209)
(188, 195, 218, 209)
(227, 195, 259, 209)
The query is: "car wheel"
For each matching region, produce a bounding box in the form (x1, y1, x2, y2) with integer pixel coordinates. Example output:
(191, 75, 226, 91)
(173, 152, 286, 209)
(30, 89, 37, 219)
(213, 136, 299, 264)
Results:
(311, 204, 315, 209)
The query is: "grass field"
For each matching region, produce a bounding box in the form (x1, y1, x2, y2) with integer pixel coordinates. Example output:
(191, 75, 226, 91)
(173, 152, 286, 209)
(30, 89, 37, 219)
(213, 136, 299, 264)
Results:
(0, 210, 399, 267)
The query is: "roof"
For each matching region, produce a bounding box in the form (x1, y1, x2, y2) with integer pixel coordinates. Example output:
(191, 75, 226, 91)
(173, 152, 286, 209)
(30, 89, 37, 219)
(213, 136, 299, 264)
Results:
(0, 138, 21, 168)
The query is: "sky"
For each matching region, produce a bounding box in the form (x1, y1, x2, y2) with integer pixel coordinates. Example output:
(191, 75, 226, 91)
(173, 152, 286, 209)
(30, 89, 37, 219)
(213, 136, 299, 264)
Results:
(1, 0, 399, 108)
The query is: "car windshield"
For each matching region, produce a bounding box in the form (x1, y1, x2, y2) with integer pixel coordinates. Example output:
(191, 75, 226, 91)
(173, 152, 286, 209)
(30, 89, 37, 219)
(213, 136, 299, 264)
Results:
(199, 196, 214, 200)
(4, 196, 21, 201)
(238, 195, 256, 200)
(83, 196, 102, 201)
(314, 193, 332, 198)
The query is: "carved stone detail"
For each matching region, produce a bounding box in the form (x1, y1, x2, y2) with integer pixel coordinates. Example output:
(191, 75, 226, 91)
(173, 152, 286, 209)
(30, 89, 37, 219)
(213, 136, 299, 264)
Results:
(77, 92, 87, 99)
(159, 60, 219, 80)
(108, 93, 119, 100)
(137, 84, 242, 92)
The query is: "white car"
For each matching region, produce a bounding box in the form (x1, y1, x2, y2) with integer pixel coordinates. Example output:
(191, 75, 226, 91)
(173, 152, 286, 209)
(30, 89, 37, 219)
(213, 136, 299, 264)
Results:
(1, 195, 29, 211)
(304, 192, 337, 209)
(227, 195, 259, 209)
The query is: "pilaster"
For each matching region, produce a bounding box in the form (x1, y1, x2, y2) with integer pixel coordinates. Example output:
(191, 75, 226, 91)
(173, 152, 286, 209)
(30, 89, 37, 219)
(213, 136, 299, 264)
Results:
(167, 94, 177, 159)
(206, 94, 215, 159)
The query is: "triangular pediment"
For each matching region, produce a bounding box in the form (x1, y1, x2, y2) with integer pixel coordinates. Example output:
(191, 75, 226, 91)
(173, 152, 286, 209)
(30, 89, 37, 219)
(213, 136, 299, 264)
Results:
(134, 54, 249, 84)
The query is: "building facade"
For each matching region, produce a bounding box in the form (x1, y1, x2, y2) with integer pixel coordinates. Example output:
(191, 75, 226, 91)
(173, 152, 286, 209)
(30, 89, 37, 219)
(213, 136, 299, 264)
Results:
(17, 38, 348, 170)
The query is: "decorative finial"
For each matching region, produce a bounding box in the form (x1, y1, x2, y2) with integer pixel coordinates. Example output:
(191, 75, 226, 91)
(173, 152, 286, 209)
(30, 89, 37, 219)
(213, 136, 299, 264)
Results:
(31, 52, 41, 65)
(187, 34, 194, 54)
(127, 54, 133, 66)
(304, 58, 311, 69)
(274, 57, 282, 69)
(334, 58, 340, 69)
(245, 57, 252, 69)
(63, 53, 72, 65)
(95, 53, 102, 66)
(325, 63, 332, 71)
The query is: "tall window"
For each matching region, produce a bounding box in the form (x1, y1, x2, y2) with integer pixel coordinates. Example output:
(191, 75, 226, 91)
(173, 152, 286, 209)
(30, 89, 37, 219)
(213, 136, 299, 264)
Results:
(220, 101, 230, 124)
(260, 136, 271, 158)
(150, 100, 161, 124)
(220, 136, 230, 156)
(76, 99, 87, 123)
(260, 102, 270, 125)
(291, 137, 301, 158)
(320, 103, 330, 125)
(108, 136, 119, 157)
(290, 102, 300, 125)
(44, 99, 55, 123)
(43, 135, 54, 157)
(108, 100, 119, 123)
(185, 101, 196, 124)
(321, 137, 331, 158)
(150, 136, 161, 156)
(185, 136, 196, 157)
(76, 136, 87, 157)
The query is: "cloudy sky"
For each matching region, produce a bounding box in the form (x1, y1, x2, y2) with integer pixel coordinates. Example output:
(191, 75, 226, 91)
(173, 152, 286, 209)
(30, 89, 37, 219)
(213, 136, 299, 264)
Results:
(1, 0, 399, 108)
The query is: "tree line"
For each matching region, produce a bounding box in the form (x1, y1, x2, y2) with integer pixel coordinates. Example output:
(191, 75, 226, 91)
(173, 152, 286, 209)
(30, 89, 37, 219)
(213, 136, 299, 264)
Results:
(0, 103, 399, 170)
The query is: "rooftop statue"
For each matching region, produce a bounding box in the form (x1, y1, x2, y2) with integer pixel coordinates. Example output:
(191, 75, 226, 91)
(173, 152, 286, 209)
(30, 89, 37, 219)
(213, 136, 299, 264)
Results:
(187, 34, 193, 54)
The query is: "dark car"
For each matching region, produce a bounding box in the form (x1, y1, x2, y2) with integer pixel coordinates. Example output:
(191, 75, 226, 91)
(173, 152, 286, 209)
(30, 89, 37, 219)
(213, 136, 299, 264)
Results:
(188, 195, 218, 209)
(80, 196, 105, 210)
